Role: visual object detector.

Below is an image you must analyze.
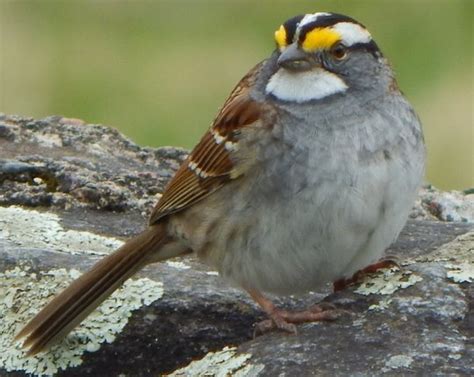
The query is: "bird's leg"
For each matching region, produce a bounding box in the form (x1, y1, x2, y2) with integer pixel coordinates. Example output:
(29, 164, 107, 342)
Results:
(333, 256, 400, 292)
(247, 289, 340, 336)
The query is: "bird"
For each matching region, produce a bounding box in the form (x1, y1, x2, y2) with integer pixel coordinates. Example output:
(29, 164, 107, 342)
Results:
(16, 12, 425, 355)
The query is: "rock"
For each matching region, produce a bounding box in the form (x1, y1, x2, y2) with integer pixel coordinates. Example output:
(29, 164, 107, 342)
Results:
(0, 113, 187, 223)
(416, 185, 474, 223)
(0, 114, 472, 376)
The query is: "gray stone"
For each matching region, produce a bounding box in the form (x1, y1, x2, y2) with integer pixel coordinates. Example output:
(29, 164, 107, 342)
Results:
(0, 113, 187, 221)
(0, 114, 472, 376)
(416, 185, 474, 223)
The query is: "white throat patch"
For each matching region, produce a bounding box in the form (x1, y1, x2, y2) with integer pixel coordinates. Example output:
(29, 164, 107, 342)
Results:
(266, 68, 348, 103)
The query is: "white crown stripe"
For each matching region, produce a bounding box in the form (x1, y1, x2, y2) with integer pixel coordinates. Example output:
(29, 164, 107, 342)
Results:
(295, 12, 331, 41)
(299, 12, 331, 28)
(294, 13, 372, 47)
(332, 22, 372, 46)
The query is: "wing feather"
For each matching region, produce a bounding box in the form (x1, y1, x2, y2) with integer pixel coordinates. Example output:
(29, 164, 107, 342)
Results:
(149, 62, 266, 224)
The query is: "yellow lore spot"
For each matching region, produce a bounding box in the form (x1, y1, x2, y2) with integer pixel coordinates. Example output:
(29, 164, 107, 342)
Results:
(302, 27, 340, 51)
(274, 25, 287, 49)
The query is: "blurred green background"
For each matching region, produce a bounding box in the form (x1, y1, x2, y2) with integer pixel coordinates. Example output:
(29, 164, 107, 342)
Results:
(0, 0, 472, 190)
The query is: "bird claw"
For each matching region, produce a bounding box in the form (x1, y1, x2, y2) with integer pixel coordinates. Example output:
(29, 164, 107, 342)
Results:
(254, 317, 297, 338)
(253, 304, 340, 337)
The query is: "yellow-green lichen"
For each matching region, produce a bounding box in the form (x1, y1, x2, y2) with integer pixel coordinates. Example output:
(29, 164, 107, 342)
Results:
(441, 232, 473, 283)
(168, 346, 264, 377)
(356, 231, 473, 295)
(0, 206, 123, 256)
(355, 268, 423, 296)
(0, 266, 164, 376)
(446, 262, 474, 283)
(166, 261, 191, 270)
(368, 297, 393, 311)
(416, 231, 473, 284)
(382, 354, 414, 371)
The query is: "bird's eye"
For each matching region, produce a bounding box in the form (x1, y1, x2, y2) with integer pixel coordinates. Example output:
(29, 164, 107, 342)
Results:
(330, 44, 348, 60)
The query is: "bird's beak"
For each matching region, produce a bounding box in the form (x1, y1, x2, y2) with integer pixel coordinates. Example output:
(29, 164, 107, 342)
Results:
(277, 43, 314, 72)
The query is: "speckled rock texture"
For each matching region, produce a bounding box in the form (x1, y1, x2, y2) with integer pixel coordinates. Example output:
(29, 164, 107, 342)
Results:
(0, 114, 472, 376)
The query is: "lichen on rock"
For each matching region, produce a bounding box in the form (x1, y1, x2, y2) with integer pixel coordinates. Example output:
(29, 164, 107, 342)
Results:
(355, 267, 423, 296)
(1, 113, 472, 376)
(168, 346, 264, 377)
(0, 266, 164, 376)
(0, 206, 123, 256)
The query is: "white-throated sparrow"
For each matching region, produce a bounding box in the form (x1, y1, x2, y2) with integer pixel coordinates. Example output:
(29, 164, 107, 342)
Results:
(17, 12, 425, 354)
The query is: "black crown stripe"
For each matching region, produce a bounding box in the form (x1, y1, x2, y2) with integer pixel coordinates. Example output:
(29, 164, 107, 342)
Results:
(298, 13, 363, 42)
(282, 14, 305, 44)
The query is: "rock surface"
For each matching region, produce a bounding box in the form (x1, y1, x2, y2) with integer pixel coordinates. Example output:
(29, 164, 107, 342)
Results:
(0, 114, 472, 376)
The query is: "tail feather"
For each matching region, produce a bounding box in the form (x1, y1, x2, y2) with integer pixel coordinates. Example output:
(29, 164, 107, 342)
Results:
(16, 224, 172, 355)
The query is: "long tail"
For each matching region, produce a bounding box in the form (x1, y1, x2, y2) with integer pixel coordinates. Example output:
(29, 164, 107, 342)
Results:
(15, 224, 176, 355)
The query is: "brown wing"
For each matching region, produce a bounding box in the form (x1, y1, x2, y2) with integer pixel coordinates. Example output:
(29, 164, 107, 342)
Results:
(149, 63, 264, 224)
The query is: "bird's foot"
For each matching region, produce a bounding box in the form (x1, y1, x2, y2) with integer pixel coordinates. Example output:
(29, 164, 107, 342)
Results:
(248, 290, 341, 337)
(333, 256, 400, 292)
